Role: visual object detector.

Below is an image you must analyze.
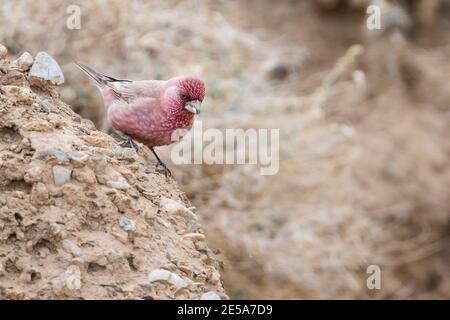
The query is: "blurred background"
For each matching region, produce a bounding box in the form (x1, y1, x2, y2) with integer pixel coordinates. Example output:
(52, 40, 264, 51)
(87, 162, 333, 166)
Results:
(1, 0, 449, 299)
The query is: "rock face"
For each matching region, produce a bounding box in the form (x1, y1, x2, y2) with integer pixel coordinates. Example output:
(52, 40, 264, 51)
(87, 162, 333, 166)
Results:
(0, 48, 226, 300)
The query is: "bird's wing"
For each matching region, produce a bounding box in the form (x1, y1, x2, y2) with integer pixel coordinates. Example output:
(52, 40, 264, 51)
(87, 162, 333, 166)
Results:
(75, 62, 165, 103)
(108, 80, 166, 103)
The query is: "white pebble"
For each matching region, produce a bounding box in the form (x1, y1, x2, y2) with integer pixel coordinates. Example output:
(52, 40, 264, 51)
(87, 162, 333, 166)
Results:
(13, 52, 34, 71)
(160, 197, 197, 221)
(29, 51, 64, 85)
(119, 216, 135, 232)
(148, 269, 189, 287)
(52, 165, 72, 186)
(201, 291, 221, 300)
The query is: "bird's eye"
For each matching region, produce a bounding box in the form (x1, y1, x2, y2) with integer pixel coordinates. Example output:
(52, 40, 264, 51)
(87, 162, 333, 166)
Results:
(180, 93, 188, 100)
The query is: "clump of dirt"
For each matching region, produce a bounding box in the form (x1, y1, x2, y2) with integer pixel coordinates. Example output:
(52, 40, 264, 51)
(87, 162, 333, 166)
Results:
(0, 48, 226, 300)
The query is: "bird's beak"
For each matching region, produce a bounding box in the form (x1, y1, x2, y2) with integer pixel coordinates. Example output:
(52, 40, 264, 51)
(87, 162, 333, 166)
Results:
(184, 100, 201, 114)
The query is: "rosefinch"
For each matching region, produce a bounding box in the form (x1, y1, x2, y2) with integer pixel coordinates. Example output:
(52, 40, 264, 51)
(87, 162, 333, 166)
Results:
(75, 63, 205, 176)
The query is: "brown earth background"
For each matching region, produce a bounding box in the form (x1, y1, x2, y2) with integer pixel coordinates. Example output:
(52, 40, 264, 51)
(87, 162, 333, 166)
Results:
(1, 0, 450, 299)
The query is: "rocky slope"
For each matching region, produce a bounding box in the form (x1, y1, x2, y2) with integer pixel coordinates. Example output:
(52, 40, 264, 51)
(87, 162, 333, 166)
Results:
(0, 46, 226, 300)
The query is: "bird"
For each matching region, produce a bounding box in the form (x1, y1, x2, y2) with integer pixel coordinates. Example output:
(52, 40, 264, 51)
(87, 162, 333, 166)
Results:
(75, 62, 205, 177)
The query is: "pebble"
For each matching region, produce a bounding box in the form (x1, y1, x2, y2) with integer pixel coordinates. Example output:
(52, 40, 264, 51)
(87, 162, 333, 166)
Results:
(1, 85, 34, 103)
(91, 155, 108, 173)
(0, 70, 28, 86)
(72, 167, 97, 185)
(24, 166, 44, 183)
(118, 216, 135, 232)
(103, 187, 117, 195)
(29, 51, 64, 85)
(267, 63, 290, 81)
(105, 249, 122, 263)
(0, 44, 7, 59)
(115, 147, 138, 162)
(12, 52, 33, 71)
(160, 197, 197, 221)
(37, 99, 53, 113)
(52, 165, 72, 186)
(200, 291, 221, 300)
(34, 149, 69, 164)
(49, 222, 60, 236)
(107, 175, 130, 190)
(62, 240, 83, 257)
(33, 182, 49, 201)
(21, 120, 54, 132)
(52, 265, 81, 294)
(148, 269, 189, 287)
(182, 233, 206, 242)
(113, 193, 132, 213)
(83, 134, 108, 148)
(67, 151, 89, 167)
(50, 191, 65, 198)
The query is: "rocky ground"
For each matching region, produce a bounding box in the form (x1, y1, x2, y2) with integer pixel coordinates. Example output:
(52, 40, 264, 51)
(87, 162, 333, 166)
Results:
(0, 47, 226, 300)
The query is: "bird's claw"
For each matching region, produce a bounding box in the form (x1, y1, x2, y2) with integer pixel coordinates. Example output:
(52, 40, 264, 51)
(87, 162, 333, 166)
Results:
(120, 138, 138, 151)
(114, 133, 138, 151)
(156, 161, 172, 178)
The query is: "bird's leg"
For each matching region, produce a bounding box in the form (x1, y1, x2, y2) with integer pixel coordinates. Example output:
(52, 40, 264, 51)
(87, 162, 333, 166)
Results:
(112, 131, 139, 151)
(150, 147, 172, 177)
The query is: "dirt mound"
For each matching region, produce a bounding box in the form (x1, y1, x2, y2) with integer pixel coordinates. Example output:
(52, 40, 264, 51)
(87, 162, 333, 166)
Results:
(0, 48, 226, 300)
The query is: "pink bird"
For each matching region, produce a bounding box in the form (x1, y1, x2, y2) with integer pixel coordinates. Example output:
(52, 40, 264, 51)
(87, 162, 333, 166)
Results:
(75, 63, 205, 176)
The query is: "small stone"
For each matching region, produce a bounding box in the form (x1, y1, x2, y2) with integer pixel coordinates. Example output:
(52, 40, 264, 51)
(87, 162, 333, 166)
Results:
(29, 51, 64, 85)
(0, 70, 28, 86)
(113, 193, 132, 213)
(34, 149, 69, 164)
(62, 240, 83, 257)
(15, 230, 25, 240)
(83, 134, 108, 147)
(91, 155, 108, 173)
(49, 222, 60, 236)
(148, 269, 189, 287)
(52, 265, 81, 295)
(127, 190, 139, 199)
(118, 216, 135, 233)
(52, 165, 72, 186)
(105, 249, 122, 263)
(103, 187, 117, 195)
(112, 230, 128, 244)
(182, 233, 206, 242)
(107, 175, 130, 190)
(267, 63, 290, 81)
(201, 291, 221, 300)
(0, 261, 4, 277)
(37, 99, 53, 113)
(72, 167, 97, 185)
(21, 120, 54, 132)
(1, 85, 34, 103)
(160, 197, 197, 221)
(33, 182, 49, 201)
(115, 148, 138, 162)
(50, 191, 65, 198)
(67, 151, 89, 167)
(24, 166, 44, 183)
(0, 44, 7, 59)
(12, 52, 33, 71)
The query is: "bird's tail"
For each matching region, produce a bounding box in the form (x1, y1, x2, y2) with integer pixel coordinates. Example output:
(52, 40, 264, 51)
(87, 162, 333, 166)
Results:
(74, 62, 118, 86)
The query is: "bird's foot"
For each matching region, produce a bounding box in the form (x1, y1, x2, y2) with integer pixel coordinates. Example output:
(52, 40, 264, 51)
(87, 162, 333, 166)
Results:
(113, 132, 139, 151)
(120, 137, 139, 151)
(149, 147, 172, 178)
(155, 160, 172, 178)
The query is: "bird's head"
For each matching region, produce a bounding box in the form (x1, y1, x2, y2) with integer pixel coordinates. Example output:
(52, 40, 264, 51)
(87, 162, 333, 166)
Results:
(165, 76, 206, 115)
